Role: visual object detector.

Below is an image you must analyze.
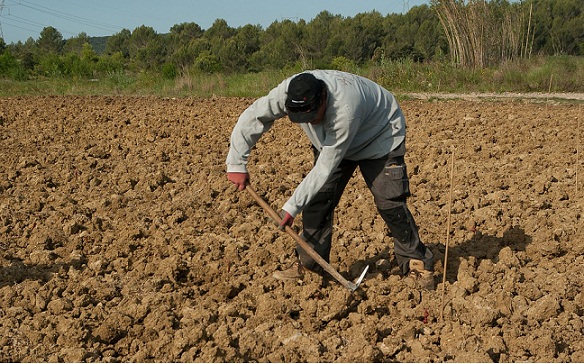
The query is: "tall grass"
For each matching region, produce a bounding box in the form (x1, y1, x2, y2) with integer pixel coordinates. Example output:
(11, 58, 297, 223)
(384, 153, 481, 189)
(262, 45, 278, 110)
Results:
(0, 56, 582, 98)
(170, 70, 292, 98)
(372, 56, 584, 93)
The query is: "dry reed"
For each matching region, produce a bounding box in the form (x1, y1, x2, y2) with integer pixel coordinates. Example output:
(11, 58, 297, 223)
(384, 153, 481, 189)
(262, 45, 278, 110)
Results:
(440, 148, 455, 321)
(431, 0, 534, 68)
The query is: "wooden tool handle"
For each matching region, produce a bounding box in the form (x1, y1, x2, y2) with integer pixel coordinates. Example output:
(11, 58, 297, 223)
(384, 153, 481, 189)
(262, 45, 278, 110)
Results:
(245, 185, 357, 291)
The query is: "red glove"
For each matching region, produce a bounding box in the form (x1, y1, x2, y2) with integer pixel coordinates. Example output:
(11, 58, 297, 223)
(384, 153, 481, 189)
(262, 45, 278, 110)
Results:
(279, 210, 294, 230)
(227, 172, 249, 191)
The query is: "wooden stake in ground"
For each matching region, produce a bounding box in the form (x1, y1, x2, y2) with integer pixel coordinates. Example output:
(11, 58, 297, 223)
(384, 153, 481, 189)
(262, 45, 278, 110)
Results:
(440, 148, 455, 321)
(577, 116, 580, 198)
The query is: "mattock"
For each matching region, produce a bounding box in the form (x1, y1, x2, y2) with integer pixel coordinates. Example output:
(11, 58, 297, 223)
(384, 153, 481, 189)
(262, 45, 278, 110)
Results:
(246, 185, 369, 292)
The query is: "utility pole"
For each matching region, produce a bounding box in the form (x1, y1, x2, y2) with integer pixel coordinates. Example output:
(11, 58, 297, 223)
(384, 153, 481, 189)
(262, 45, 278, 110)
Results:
(0, 0, 5, 39)
(403, 0, 410, 14)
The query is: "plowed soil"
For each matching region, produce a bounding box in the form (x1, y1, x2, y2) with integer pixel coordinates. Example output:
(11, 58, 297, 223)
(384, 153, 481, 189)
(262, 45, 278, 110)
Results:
(0, 95, 582, 362)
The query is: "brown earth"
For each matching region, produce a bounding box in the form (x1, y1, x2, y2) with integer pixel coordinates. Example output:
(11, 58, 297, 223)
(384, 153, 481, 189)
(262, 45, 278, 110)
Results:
(0, 95, 582, 362)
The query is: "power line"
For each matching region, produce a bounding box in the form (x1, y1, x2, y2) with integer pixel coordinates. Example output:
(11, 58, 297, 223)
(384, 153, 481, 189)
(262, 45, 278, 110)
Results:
(2, 0, 198, 43)
(8, 13, 58, 29)
(1, 0, 124, 41)
(67, 0, 173, 29)
(1, 18, 38, 36)
(15, 0, 123, 33)
(2, 13, 77, 37)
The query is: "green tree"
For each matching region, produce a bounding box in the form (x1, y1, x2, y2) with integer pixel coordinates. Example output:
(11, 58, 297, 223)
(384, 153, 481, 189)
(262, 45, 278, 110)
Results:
(81, 42, 98, 62)
(35, 53, 65, 76)
(12, 38, 38, 71)
(195, 50, 221, 73)
(218, 24, 262, 72)
(205, 19, 235, 41)
(530, 0, 583, 55)
(105, 29, 131, 58)
(0, 50, 19, 76)
(59, 42, 99, 78)
(303, 11, 340, 67)
(380, 5, 443, 62)
(96, 51, 125, 74)
(409, 5, 445, 61)
(37, 26, 64, 54)
(169, 22, 204, 44)
(256, 19, 305, 69)
(167, 22, 204, 68)
(128, 25, 166, 70)
(199, 19, 237, 72)
(63, 32, 91, 54)
(340, 11, 385, 63)
(381, 13, 413, 60)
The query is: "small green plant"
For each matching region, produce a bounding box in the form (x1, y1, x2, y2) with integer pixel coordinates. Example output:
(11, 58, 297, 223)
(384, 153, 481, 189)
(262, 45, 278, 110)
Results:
(161, 63, 177, 80)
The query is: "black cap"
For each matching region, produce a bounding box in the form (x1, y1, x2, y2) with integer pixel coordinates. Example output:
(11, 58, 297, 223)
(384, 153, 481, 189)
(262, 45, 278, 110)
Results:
(285, 73, 323, 123)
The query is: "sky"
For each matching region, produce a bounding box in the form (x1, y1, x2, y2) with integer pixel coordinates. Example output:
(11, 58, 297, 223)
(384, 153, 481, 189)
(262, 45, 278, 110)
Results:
(0, 0, 430, 44)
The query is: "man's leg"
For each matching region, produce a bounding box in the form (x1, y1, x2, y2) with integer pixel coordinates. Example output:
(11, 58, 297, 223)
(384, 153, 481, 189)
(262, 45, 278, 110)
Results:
(360, 146, 434, 276)
(378, 204, 434, 273)
(297, 157, 358, 272)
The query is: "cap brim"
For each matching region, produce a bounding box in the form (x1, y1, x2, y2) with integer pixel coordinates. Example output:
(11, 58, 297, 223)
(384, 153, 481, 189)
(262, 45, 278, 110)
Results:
(288, 109, 318, 123)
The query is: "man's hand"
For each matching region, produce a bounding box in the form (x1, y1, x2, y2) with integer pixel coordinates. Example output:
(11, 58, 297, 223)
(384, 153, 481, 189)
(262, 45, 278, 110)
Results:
(279, 210, 294, 230)
(227, 172, 249, 191)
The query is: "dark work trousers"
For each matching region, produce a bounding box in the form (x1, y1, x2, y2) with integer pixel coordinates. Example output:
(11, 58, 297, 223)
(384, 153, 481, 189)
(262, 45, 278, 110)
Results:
(297, 142, 434, 274)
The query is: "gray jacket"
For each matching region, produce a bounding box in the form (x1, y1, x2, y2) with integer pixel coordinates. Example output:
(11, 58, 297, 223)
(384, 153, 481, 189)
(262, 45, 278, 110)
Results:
(226, 70, 406, 217)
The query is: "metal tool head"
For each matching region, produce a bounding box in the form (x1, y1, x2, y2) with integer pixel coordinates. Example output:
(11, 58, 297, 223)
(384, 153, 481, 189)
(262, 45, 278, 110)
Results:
(348, 264, 370, 292)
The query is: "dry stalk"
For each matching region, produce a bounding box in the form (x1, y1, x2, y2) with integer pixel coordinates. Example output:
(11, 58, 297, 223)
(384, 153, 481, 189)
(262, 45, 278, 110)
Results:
(577, 115, 580, 198)
(523, 2, 534, 59)
(440, 147, 455, 321)
(432, 0, 533, 68)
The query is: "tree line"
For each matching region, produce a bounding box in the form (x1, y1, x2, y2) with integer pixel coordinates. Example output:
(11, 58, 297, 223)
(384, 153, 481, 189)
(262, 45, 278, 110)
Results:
(0, 0, 582, 80)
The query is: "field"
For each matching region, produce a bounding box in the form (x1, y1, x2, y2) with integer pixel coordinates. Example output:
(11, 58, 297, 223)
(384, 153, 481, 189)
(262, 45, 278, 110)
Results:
(0, 95, 582, 362)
